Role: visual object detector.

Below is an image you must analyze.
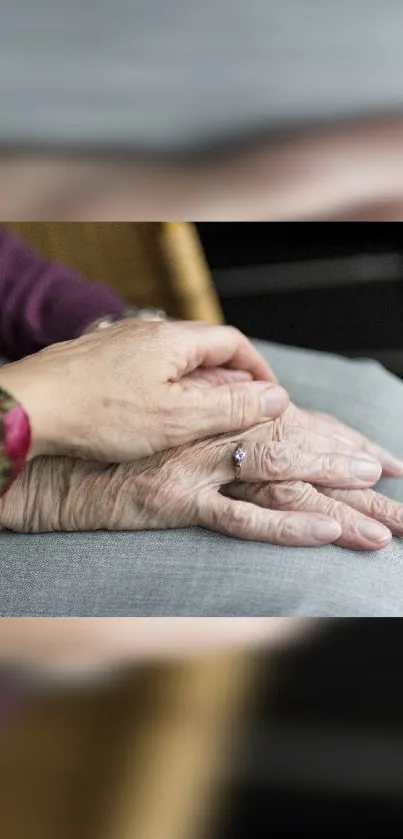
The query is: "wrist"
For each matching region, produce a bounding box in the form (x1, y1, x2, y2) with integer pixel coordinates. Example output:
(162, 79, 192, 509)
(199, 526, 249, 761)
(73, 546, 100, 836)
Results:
(82, 306, 167, 334)
(0, 359, 55, 461)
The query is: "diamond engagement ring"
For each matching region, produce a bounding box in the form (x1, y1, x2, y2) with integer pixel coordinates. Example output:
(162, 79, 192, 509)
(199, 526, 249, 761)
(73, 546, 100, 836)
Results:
(232, 443, 246, 480)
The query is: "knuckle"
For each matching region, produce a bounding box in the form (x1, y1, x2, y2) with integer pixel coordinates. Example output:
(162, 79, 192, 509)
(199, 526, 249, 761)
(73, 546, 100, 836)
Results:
(271, 413, 289, 443)
(268, 481, 313, 510)
(229, 389, 252, 429)
(368, 493, 395, 520)
(320, 454, 346, 481)
(256, 443, 292, 479)
(225, 325, 244, 343)
(275, 514, 304, 543)
(222, 502, 251, 536)
(321, 494, 353, 523)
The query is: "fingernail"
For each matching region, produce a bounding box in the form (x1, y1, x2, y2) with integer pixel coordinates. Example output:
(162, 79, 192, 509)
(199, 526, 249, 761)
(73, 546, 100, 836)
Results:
(260, 386, 288, 417)
(352, 459, 382, 481)
(358, 520, 391, 543)
(311, 520, 342, 543)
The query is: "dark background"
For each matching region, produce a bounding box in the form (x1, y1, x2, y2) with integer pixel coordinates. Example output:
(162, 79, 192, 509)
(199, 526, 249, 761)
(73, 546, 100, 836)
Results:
(216, 621, 403, 839)
(198, 222, 403, 374)
(197, 224, 403, 838)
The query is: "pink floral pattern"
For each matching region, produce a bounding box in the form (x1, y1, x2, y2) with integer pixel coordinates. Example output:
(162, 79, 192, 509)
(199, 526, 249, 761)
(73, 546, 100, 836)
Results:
(0, 388, 31, 495)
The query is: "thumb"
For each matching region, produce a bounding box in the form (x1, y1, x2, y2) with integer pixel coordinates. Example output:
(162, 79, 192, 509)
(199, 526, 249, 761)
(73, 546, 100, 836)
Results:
(184, 368, 253, 386)
(180, 381, 289, 440)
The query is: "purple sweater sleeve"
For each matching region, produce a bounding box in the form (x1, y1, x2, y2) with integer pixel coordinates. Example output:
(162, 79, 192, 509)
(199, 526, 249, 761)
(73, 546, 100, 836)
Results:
(0, 227, 125, 360)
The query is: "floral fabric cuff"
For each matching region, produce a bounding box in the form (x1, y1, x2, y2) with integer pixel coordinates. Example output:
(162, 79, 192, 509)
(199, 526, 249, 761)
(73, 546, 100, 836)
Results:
(0, 387, 31, 496)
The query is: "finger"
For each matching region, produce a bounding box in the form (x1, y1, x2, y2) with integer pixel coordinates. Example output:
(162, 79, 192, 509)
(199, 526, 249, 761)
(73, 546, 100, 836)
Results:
(184, 368, 253, 386)
(357, 442, 403, 478)
(217, 440, 382, 488)
(174, 382, 289, 442)
(299, 410, 403, 477)
(228, 481, 391, 551)
(288, 426, 403, 480)
(319, 486, 403, 538)
(198, 489, 341, 546)
(285, 427, 365, 456)
(171, 321, 278, 382)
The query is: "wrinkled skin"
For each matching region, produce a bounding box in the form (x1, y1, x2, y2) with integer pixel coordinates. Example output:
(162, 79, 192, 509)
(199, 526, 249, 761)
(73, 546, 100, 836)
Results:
(0, 318, 281, 463)
(1, 402, 402, 551)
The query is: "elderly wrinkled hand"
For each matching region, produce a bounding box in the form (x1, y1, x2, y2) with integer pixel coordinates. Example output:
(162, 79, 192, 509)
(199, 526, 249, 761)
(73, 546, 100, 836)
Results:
(227, 404, 403, 550)
(2, 401, 402, 550)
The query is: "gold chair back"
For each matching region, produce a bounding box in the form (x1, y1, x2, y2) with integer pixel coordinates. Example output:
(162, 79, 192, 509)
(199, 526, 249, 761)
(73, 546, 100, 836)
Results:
(4, 222, 223, 323)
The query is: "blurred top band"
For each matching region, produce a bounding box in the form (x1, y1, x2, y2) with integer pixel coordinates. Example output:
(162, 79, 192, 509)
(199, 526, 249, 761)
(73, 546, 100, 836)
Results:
(1, 1, 403, 153)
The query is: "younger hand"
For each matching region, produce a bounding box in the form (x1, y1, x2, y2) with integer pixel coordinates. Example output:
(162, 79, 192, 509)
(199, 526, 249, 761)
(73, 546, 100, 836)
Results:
(0, 319, 281, 462)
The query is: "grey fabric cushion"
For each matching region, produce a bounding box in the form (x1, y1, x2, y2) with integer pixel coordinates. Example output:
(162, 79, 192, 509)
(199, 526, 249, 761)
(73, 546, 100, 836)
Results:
(1, 2, 403, 151)
(2, 341, 403, 617)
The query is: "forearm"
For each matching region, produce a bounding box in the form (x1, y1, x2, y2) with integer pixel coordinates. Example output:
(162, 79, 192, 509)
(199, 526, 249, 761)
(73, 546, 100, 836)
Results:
(0, 227, 124, 359)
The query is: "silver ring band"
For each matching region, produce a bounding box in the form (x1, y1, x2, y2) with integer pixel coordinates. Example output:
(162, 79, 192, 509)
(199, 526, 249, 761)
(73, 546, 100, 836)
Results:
(232, 443, 246, 480)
